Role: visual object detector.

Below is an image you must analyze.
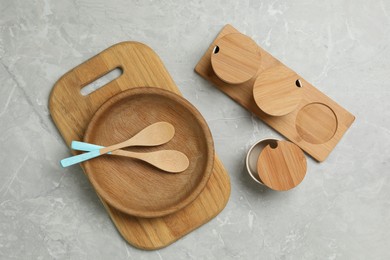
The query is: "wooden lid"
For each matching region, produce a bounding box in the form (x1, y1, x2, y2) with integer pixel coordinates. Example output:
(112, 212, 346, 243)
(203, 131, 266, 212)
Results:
(257, 140, 307, 191)
(253, 65, 303, 116)
(211, 33, 261, 84)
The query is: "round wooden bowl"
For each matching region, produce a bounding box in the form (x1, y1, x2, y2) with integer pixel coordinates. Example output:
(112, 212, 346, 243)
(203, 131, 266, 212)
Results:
(83, 87, 214, 218)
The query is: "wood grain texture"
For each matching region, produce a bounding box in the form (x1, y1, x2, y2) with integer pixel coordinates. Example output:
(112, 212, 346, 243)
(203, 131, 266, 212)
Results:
(211, 33, 261, 84)
(253, 65, 302, 116)
(195, 24, 355, 162)
(257, 140, 307, 191)
(296, 103, 338, 144)
(49, 42, 230, 250)
(106, 149, 190, 173)
(98, 121, 175, 154)
(83, 88, 214, 217)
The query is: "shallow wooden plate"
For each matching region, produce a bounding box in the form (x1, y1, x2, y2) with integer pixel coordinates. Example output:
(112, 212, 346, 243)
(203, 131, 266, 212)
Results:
(83, 87, 214, 218)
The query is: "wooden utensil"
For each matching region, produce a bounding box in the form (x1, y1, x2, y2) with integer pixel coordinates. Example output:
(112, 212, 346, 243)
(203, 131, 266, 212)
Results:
(60, 121, 174, 167)
(71, 141, 189, 173)
(49, 41, 230, 250)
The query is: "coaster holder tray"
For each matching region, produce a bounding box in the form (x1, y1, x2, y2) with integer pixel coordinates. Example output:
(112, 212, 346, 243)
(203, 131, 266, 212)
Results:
(195, 25, 355, 161)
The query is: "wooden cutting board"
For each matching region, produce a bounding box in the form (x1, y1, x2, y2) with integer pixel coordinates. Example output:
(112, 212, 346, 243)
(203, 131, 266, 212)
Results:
(195, 25, 355, 162)
(49, 42, 231, 250)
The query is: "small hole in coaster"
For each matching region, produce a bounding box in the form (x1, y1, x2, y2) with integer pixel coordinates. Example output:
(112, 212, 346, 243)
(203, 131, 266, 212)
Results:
(296, 79, 303, 88)
(213, 45, 219, 54)
(80, 67, 123, 96)
(269, 141, 278, 149)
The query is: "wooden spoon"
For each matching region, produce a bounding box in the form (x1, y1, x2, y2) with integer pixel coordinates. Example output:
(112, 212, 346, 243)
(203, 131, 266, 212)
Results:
(114, 149, 189, 173)
(70, 141, 189, 173)
(60, 122, 174, 167)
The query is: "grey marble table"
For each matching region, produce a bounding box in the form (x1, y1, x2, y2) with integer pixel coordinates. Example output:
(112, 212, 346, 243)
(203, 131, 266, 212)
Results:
(1, 0, 389, 259)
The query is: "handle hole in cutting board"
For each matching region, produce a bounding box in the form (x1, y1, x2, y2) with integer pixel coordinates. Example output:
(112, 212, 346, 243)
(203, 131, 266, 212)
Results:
(80, 67, 123, 96)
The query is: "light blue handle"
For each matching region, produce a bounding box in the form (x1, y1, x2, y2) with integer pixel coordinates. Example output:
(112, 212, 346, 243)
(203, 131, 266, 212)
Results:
(60, 149, 101, 168)
(71, 141, 104, 151)
(71, 141, 112, 154)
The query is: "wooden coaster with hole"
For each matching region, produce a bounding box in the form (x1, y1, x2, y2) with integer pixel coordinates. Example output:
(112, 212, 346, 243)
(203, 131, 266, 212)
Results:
(257, 140, 307, 191)
(253, 65, 302, 116)
(195, 24, 355, 162)
(211, 33, 261, 84)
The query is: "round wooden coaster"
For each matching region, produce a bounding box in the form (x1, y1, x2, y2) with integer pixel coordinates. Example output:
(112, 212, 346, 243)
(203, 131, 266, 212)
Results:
(257, 140, 307, 191)
(296, 102, 338, 144)
(211, 33, 261, 84)
(253, 65, 302, 116)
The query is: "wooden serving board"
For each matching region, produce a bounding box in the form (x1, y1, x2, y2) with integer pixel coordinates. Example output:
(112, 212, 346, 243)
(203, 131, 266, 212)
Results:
(49, 42, 230, 250)
(195, 25, 355, 162)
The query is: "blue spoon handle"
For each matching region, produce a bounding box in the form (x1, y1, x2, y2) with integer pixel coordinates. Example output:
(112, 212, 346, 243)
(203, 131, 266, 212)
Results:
(71, 140, 104, 151)
(71, 140, 113, 154)
(60, 149, 102, 168)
